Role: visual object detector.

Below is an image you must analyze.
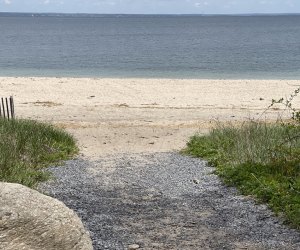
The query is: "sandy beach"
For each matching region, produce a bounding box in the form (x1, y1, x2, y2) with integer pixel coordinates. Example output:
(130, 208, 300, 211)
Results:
(1, 77, 299, 159)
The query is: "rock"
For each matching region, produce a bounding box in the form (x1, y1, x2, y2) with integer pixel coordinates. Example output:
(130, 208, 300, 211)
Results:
(0, 182, 93, 250)
(128, 244, 140, 249)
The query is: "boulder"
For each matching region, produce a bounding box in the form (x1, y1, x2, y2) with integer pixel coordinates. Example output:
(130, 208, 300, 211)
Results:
(0, 182, 93, 250)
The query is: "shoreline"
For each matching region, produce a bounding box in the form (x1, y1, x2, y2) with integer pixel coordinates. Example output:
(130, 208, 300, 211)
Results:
(1, 75, 300, 81)
(1, 77, 299, 159)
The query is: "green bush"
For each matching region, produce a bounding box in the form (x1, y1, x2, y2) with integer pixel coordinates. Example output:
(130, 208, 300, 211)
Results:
(184, 122, 300, 229)
(0, 119, 78, 187)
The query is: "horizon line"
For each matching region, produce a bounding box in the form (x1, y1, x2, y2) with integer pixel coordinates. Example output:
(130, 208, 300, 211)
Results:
(1, 12, 300, 16)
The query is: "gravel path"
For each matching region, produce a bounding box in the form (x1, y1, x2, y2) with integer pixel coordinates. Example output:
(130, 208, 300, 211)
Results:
(39, 152, 300, 250)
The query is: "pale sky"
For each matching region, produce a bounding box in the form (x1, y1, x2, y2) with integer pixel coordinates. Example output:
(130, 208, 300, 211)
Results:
(1, 0, 300, 14)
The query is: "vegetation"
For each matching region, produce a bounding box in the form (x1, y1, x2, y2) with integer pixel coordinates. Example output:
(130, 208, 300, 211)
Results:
(0, 119, 78, 188)
(184, 87, 300, 229)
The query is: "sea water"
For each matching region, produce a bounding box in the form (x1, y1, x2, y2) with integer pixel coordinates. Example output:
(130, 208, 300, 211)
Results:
(0, 14, 300, 79)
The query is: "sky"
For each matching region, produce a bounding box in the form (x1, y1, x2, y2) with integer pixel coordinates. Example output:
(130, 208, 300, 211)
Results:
(1, 0, 300, 14)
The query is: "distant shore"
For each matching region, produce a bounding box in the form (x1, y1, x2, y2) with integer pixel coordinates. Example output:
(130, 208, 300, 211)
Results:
(1, 77, 299, 159)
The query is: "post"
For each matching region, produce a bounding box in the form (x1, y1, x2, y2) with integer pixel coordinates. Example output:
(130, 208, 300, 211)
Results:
(5, 98, 10, 120)
(10, 96, 14, 119)
(1, 98, 5, 119)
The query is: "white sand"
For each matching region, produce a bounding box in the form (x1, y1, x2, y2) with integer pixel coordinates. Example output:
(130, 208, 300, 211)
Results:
(1, 77, 299, 159)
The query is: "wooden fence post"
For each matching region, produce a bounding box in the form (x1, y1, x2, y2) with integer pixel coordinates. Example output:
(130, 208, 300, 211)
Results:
(1, 98, 5, 119)
(0, 96, 15, 120)
(10, 96, 15, 119)
(5, 97, 10, 120)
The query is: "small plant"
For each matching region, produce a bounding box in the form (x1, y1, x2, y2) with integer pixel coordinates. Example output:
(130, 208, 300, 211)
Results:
(269, 86, 300, 123)
(0, 119, 78, 187)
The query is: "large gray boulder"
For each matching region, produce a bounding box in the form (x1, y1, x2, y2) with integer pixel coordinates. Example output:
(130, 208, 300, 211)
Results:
(0, 182, 93, 250)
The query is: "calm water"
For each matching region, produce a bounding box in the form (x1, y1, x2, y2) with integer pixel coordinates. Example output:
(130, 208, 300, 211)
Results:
(0, 14, 300, 78)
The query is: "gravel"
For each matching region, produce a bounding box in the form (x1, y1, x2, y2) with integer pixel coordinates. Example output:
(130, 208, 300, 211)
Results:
(39, 152, 300, 250)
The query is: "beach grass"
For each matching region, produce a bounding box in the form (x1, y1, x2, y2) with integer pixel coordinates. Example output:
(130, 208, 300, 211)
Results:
(184, 121, 300, 229)
(0, 118, 78, 187)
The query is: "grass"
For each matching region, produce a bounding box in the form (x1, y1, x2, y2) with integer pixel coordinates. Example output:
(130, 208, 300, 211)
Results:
(0, 118, 78, 188)
(183, 121, 300, 229)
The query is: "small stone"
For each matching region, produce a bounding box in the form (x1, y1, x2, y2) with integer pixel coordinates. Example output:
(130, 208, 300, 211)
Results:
(128, 244, 140, 249)
(193, 179, 200, 184)
(149, 142, 155, 145)
(151, 243, 161, 247)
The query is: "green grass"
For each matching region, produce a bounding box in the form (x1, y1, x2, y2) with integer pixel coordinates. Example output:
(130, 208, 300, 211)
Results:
(184, 121, 300, 229)
(0, 118, 78, 188)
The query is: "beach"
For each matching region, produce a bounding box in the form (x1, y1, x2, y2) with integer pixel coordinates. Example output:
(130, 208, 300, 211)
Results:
(2, 13, 300, 250)
(1, 77, 300, 159)
(3, 77, 300, 248)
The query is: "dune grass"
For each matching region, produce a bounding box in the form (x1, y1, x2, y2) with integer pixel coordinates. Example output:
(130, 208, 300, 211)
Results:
(184, 121, 300, 229)
(0, 118, 78, 187)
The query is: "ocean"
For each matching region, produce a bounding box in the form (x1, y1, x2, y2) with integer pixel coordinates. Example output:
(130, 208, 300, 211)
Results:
(0, 14, 300, 79)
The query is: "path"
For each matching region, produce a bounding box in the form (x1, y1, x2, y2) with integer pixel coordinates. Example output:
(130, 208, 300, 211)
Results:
(39, 153, 300, 250)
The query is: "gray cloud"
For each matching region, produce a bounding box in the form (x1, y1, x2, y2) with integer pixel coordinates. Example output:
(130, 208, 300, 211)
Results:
(1, 0, 300, 14)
